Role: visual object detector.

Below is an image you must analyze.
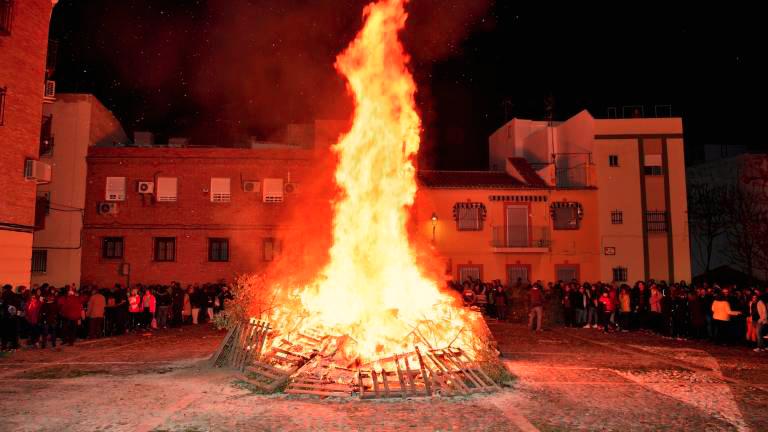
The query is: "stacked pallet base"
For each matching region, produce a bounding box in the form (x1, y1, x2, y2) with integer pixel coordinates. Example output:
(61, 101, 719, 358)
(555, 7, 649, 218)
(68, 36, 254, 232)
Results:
(211, 319, 501, 399)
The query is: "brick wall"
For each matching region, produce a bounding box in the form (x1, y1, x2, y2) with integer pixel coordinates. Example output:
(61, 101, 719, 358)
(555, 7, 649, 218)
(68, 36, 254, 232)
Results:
(81, 146, 336, 286)
(0, 0, 52, 228)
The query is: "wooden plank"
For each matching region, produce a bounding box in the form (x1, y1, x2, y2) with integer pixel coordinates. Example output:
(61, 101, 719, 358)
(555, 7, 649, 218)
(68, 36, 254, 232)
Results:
(425, 351, 469, 394)
(209, 325, 237, 367)
(284, 389, 350, 397)
(394, 358, 407, 399)
(414, 347, 433, 396)
(371, 370, 380, 396)
(381, 369, 390, 397)
(402, 355, 417, 395)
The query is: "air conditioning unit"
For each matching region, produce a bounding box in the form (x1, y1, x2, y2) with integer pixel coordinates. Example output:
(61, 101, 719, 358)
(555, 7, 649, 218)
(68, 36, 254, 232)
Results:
(284, 182, 297, 194)
(44, 80, 56, 101)
(97, 202, 118, 215)
(24, 159, 52, 183)
(137, 181, 154, 194)
(242, 181, 260, 193)
(262, 178, 284, 203)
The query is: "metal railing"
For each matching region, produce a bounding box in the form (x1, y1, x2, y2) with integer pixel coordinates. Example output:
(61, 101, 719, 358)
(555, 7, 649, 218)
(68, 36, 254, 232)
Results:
(40, 114, 54, 156)
(491, 226, 551, 248)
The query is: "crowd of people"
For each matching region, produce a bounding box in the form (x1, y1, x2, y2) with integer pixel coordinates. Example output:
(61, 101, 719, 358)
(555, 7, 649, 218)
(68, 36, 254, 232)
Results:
(453, 277, 768, 352)
(0, 282, 232, 352)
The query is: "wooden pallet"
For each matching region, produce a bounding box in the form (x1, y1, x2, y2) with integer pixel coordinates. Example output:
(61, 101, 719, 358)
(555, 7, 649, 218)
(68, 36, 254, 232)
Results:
(209, 319, 271, 370)
(239, 360, 295, 392)
(421, 347, 501, 395)
(357, 352, 432, 399)
(285, 376, 353, 398)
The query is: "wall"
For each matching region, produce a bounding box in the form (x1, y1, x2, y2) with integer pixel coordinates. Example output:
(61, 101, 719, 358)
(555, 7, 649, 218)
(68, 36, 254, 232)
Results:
(0, 0, 54, 286)
(414, 186, 600, 284)
(80, 147, 319, 286)
(32, 94, 127, 286)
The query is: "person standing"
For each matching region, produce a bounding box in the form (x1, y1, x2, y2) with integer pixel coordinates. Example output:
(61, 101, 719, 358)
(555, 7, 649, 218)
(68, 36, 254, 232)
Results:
(127, 288, 142, 330)
(39, 292, 59, 349)
(60, 288, 83, 346)
(712, 291, 740, 345)
(751, 293, 767, 352)
(182, 286, 192, 324)
(87, 289, 106, 339)
(527, 284, 544, 331)
(155, 286, 171, 329)
(1, 284, 22, 351)
(170, 283, 184, 327)
(190, 286, 202, 325)
(142, 288, 157, 330)
(24, 290, 42, 347)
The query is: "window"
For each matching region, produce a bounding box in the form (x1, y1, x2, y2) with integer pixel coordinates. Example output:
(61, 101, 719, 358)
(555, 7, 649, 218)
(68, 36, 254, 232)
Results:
(210, 177, 231, 203)
(453, 202, 486, 231)
(154, 237, 176, 261)
(608, 155, 619, 167)
(209, 238, 229, 262)
(102, 237, 124, 259)
(611, 210, 623, 225)
(34, 195, 49, 230)
(0, 86, 6, 126)
(612, 267, 628, 282)
(645, 211, 668, 232)
(458, 265, 482, 282)
(457, 207, 481, 230)
(0, 1, 13, 36)
(555, 264, 579, 283)
(507, 265, 530, 286)
(263, 238, 279, 262)
(31, 250, 47, 273)
(643, 154, 663, 176)
(156, 177, 178, 202)
(105, 177, 126, 201)
(553, 207, 580, 230)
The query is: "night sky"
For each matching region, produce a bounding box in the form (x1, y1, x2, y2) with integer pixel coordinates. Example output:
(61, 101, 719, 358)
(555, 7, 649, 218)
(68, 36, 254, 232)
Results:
(49, 1, 764, 169)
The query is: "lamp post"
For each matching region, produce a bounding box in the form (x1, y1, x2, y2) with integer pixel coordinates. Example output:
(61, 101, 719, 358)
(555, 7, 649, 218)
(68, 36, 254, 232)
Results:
(431, 212, 438, 243)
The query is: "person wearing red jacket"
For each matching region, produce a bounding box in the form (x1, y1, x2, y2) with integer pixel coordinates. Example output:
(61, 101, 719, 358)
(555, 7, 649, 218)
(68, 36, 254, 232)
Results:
(25, 291, 42, 347)
(60, 289, 83, 346)
(599, 291, 615, 332)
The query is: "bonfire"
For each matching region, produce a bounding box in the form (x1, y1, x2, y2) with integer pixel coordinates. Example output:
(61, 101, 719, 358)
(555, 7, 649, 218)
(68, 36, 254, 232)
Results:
(212, 0, 502, 398)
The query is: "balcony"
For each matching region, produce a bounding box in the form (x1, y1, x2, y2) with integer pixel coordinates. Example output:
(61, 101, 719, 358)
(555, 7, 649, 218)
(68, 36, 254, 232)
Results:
(491, 226, 551, 253)
(554, 153, 595, 188)
(39, 114, 54, 156)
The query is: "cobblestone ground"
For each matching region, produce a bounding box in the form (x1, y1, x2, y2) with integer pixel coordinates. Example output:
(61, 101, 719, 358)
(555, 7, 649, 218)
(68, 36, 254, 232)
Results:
(0, 322, 766, 431)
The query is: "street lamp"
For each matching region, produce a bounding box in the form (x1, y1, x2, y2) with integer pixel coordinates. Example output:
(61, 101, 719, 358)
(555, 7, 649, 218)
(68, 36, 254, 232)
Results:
(431, 212, 438, 243)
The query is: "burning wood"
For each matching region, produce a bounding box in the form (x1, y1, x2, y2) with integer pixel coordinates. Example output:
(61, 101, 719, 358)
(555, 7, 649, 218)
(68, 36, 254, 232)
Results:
(212, 0, 504, 399)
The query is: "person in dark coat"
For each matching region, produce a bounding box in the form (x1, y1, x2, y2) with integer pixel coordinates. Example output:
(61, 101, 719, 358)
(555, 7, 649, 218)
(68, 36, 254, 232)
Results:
(170, 283, 184, 327)
(39, 291, 59, 349)
(1, 284, 22, 351)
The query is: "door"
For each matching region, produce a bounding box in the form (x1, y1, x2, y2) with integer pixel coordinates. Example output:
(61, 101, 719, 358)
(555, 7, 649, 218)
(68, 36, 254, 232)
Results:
(505, 205, 529, 247)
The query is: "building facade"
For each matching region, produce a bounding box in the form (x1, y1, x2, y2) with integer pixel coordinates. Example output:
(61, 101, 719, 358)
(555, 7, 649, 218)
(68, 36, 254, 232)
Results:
(416, 110, 691, 285)
(31, 94, 128, 286)
(80, 146, 321, 287)
(0, 0, 56, 286)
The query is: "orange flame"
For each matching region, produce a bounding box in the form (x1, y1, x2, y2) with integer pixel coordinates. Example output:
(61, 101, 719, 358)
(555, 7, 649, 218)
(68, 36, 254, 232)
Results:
(262, 0, 479, 362)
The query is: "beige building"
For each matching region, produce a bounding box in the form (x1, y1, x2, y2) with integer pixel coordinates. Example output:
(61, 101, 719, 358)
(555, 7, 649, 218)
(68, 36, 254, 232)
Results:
(416, 110, 691, 285)
(31, 94, 127, 286)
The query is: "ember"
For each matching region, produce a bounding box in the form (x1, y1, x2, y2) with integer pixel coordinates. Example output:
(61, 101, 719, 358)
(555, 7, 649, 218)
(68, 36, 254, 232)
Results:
(212, 0, 500, 398)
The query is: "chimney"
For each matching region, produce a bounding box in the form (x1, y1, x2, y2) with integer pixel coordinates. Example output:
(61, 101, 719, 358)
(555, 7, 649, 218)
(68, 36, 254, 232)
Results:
(134, 131, 155, 147)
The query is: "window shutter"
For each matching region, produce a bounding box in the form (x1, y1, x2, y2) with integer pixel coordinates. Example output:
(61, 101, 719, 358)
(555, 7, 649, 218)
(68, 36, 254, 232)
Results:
(211, 177, 231, 202)
(105, 177, 126, 201)
(156, 177, 178, 202)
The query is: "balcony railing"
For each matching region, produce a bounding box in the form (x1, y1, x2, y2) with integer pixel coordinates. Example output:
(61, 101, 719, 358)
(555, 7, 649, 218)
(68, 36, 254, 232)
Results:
(491, 226, 551, 251)
(40, 114, 54, 156)
(554, 153, 594, 188)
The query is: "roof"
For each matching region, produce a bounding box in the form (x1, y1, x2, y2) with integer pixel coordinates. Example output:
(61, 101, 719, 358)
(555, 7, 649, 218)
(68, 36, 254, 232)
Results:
(418, 170, 548, 189)
(507, 157, 549, 187)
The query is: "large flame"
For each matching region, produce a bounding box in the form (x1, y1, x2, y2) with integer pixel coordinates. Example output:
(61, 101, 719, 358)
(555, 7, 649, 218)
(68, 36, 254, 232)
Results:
(262, 0, 479, 363)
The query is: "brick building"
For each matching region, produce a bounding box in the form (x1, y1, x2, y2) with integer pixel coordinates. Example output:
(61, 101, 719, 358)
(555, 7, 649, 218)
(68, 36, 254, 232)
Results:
(0, 0, 56, 286)
(79, 119, 346, 287)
